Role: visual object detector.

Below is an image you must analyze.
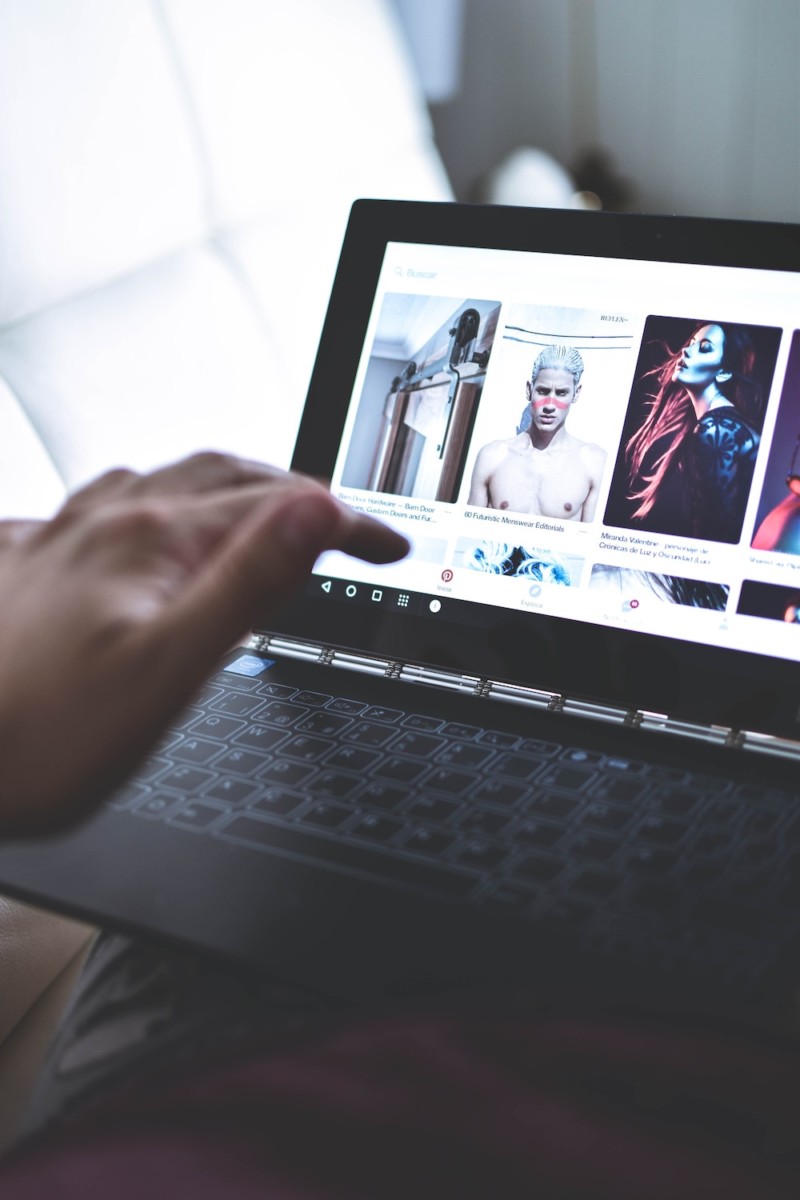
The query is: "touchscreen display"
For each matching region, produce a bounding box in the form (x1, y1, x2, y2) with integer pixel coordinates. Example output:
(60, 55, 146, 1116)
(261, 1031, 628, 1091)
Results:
(313, 239, 800, 667)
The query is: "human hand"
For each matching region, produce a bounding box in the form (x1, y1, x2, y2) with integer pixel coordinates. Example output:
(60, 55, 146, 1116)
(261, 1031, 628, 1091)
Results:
(0, 453, 408, 834)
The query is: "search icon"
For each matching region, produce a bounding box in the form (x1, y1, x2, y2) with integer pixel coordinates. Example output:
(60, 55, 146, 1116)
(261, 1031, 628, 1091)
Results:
(394, 266, 404, 277)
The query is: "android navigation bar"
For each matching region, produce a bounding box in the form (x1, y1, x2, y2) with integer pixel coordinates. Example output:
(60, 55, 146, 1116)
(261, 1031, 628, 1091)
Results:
(311, 576, 444, 617)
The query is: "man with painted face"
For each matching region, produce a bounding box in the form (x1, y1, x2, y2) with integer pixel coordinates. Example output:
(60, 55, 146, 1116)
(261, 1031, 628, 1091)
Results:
(467, 344, 606, 520)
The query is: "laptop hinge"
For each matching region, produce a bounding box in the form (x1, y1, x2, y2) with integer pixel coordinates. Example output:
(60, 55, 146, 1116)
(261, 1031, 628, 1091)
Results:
(250, 635, 483, 691)
(251, 634, 397, 677)
(248, 635, 800, 762)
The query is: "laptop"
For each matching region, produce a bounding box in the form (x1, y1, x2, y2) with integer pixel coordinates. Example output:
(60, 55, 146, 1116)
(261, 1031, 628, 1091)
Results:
(2, 200, 800, 1029)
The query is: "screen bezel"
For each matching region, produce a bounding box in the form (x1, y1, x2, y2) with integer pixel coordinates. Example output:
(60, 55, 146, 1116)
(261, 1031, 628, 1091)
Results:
(273, 200, 800, 739)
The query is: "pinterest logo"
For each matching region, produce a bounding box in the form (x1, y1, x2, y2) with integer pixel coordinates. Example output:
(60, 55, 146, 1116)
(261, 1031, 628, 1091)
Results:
(441, 568, 454, 583)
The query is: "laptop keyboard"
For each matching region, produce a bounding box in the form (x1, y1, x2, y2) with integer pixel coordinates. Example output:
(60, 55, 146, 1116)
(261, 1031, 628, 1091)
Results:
(108, 663, 800, 986)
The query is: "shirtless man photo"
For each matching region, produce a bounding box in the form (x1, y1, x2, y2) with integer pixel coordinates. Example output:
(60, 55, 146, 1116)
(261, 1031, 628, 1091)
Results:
(467, 344, 607, 521)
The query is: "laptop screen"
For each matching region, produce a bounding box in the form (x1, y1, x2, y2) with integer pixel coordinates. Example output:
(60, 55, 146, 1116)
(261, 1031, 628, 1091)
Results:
(280, 202, 800, 739)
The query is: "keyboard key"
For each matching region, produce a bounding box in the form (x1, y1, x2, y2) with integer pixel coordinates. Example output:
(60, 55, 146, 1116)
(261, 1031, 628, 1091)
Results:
(454, 840, 508, 870)
(403, 827, 454, 856)
(512, 819, 563, 850)
(256, 701, 308, 727)
(216, 816, 477, 897)
(568, 833, 618, 863)
(209, 693, 265, 717)
(471, 779, 528, 807)
(493, 753, 544, 782)
(171, 739, 220, 765)
(624, 847, 679, 875)
(537, 764, 595, 792)
(301, 802, 352, 830)
(328, 698, 368, 716)
(704, 797, 743, 826)
(363, 706, 404, 724)
(159, 766, 215, 794)
(187, 714, 247, 741)
(578, 802, 632, 834)
(133, 794, 184, 819)
(350, 814, 404, 842)
(234, 725, 289, 752)
(646, 764, 688, 784)
(295, 711, 353, 737)
(735, 783, 780, 805)
(282, 735, 333, 762)
(168, 803, 225, 831)
(213, 748, 270, 776)
(345, 722, 396, 748)
(526, 792, 580, 820)
(389, 732, 445, 758)
(690, 773, 732, 795)
(561, 748, 604, 765)
(589, 777, 647, 805)
(361, 782, 412, 811)
(293, 690, 332, 707)
(407, 797, 459, 824)
(478, 729, 519, 749)
(650, 788, 702, 818)
(518, 738, 560, 758)
(249, 788, 305, 817)
(324, 746, 382, 773)
(203, 778, 259, 806)
(212, 671, 262, 692)
(256, 760, 315, 787)
(457, 809, 510, 837)
(375, 756, 428, 785)
(257, 682, 297, 699)
(440, 722, 481, 741)
(435, 743, 494, 769)
(605, 757, 645, 775)
(632, 816, 690, 848)
(402, 714, 443, 732)
(312, 770, 362, 800)
(422, 767, 475, 797)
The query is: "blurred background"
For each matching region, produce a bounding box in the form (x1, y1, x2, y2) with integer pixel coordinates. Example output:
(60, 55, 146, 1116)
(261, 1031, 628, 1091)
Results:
(393, 0, 800, 221)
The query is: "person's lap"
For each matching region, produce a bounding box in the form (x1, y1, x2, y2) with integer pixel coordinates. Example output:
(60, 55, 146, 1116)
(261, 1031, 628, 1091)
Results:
(8, 928, 799, 1198)
(21, 931, 347, 1141)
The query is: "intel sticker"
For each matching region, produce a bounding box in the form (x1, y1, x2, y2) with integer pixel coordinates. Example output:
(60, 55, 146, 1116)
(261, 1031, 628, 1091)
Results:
(224, 654, 275, 677)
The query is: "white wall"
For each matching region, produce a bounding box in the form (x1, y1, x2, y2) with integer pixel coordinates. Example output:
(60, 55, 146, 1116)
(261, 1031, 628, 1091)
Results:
(431, 0, 800, 222)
